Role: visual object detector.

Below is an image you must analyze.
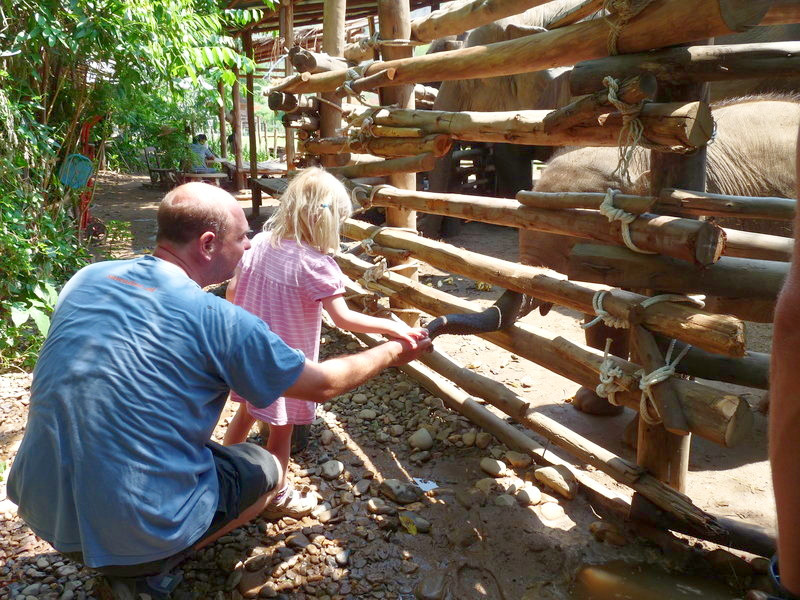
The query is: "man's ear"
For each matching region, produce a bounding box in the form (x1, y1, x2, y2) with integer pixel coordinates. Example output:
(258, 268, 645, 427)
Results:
(199, 231, 216, 260)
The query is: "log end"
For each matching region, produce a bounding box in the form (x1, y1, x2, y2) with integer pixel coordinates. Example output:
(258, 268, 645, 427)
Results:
(694, 220, 726, 266)
(722, 393, 754, 448)
(431, 134, 454, 158)
(686, 101, 714, 148)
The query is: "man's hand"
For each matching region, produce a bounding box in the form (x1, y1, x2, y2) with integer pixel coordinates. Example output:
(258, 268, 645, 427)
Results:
(385, 332, 433, 366)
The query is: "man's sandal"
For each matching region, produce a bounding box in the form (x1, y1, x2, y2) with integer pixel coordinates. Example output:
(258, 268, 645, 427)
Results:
(262, 485, 318, 520)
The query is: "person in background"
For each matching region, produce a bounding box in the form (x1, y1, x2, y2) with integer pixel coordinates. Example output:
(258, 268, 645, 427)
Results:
(223, 167, 427, 518)
(189, 134, 218, 173)
(768, 127, 800, 599)
(7, 182, 431, 597)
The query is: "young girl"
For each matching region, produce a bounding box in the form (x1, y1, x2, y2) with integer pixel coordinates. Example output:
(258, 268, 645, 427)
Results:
(223, 167, 427, 518)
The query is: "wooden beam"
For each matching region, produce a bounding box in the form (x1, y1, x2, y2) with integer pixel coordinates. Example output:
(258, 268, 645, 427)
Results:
(340, 219, 745, 357)
(546, 0, 604, 29)
(231, 67, 245, 190)
(244, 31, 260, 216)
(302, 134, 451, 158)
(518, 188, 797, 221)
(217, 80, 227, 158)
(567, 243, 787, 300)
(570, 42, 800, 95)
(326, 152, 437, 178)
(279, 1, 295, 172)
(346, 102, 713, 150)
(723, 228, 793, 262)
(320, 0, 346, 168)
(357, 185, 725, 265)
(336, 252, 752, 448)
(288, 47, 350, 73)
(409, 0, 552, 43)
(269, 0, 771, 94)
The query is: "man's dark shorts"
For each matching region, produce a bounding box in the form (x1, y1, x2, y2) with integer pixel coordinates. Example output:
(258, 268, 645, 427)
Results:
(65, 442, 279, 577)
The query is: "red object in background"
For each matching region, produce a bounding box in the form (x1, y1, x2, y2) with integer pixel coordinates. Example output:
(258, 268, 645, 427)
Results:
(77, 115, 104, 233)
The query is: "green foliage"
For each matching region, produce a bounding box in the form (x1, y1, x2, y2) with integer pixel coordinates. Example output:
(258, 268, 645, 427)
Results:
(0, 0, 274, 369)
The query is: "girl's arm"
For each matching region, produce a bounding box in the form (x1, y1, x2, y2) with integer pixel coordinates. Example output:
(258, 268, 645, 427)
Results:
(322, 294, 427, 346)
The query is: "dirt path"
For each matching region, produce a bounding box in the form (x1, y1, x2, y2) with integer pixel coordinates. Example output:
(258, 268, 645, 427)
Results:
(0, 173, 775, 599)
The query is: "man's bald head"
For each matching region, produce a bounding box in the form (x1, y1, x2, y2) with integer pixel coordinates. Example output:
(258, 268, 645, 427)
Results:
(157, 183, 239, 246)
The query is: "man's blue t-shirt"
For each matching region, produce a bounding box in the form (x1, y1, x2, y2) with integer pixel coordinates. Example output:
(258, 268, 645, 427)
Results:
(8, 256, 305, 567)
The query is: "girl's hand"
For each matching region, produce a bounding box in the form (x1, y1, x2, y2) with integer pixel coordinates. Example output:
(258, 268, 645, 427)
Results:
(384, 323, 429, 347)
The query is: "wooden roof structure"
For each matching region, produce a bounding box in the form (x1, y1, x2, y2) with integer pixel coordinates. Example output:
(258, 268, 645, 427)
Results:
(226, 0, 436, 35)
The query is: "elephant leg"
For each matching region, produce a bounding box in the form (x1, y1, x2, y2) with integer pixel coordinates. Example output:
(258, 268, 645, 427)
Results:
(572, 319, 628, 416)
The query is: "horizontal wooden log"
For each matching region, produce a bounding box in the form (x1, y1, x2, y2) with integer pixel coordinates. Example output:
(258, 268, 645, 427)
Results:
(702, 296, 775, 324)
(517, 188, 797, 221)
(543, 74, 658, 133)
(282, 114, 319, 131)
(360, 185, 725, 265)
(326, 152, 437, 178)
(288, 47, 350, 73)
(659, 189, 796, 221)
(652, 334, 769, 390)
(337, 253, 752, 447)
(723, 228, 793, 262)
(570, 42, 800, 95)
(342, 37, 374, 63)
(410, 0, 552, 43)
(346, 102, 712, 150)
(567, 243, 787, 299)
(334, 68, 396, 99)
(341, 218, 745, 356)
(345, 153, 386, 166)
(269, 0, 771, 94)
(302, 134, 452, 158)
(546, 0, 604, 29)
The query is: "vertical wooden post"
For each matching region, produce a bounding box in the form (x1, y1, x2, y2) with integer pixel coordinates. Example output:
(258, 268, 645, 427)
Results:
(244, 31, 261, 216)
(635, 46, 709, 492)
(231, 65, 245, 190)
(368, 16, 380, 61)
(379, 0, 418, 326)
(273, 125, 278, 158)
(279, 0, 295, 171)
(218, 80, 228, 159)
(320, 0, 346, 168)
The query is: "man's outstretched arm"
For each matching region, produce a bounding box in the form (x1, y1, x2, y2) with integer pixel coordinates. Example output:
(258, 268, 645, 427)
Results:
(285, 336, 432, 403)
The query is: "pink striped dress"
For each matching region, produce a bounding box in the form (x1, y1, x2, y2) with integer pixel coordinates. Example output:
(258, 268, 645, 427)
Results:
(230, 232, 345, 424)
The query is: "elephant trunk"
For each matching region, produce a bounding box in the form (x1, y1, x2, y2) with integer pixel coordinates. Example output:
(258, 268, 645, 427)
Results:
(426, 290, 552, 339)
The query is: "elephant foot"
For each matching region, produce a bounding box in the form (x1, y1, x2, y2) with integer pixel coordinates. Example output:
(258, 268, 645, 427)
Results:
(572, 387, 624, 416)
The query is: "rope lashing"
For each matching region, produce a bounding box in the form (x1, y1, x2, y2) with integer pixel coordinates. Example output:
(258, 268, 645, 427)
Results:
(338, 61, 376, 105)
(636, 338, 692, 425)
(599, 188, 656, 254)
(595, 338, 627, 406)
(350, 183, 392, 213)
(603, 76, 646, 184)
(360, 255, 419, 286)
(358, 224, 417, 255)
(603, 0, 654, 56)
(582, 289, 628, 330)
(582, 290, 703, 331)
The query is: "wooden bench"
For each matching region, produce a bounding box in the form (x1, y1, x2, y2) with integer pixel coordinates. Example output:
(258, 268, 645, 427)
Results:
(179, 172, 228, 187)
(143, 146, 178, 189)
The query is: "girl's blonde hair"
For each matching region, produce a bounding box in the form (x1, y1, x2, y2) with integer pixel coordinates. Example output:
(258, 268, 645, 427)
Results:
(264, 167, 353, 254)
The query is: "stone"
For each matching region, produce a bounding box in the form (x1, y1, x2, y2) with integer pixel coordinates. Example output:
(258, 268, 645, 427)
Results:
(534, 465, 577, 500)
(495, 494, 516, 507)
(475, 432, 493, 449)
(225, 569, 243, 592)
(410, 450, 432, 464)
(455, 488, 485, 508)
(408, 428, 434, 451)
(352, 393, 368, 404)
(379, 479, 423, 504)
(286, 532, 311, 550)
(321, 460, 344, 480)
(353, 479, 371, 496)
(479, 457, 506, 477)
(516, 485, 542, 506)
(244, 554, 271, 572)
(367, 498, 394, 515)
(474, 477, 498, 494)
(540, 502, 565, 521)
(358, 409, 378, 419)
(589, 521, 626, 546)
(390, 424, 405, 436)
(320, 430, 335, 446)
(505, 451, 532, 469)
(415, 570, 447, 600)
(399, 511, 431, 534)
(334, 550, 349, 567)
(216, 547, 242, 572)
(461, 431, 476, 447)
